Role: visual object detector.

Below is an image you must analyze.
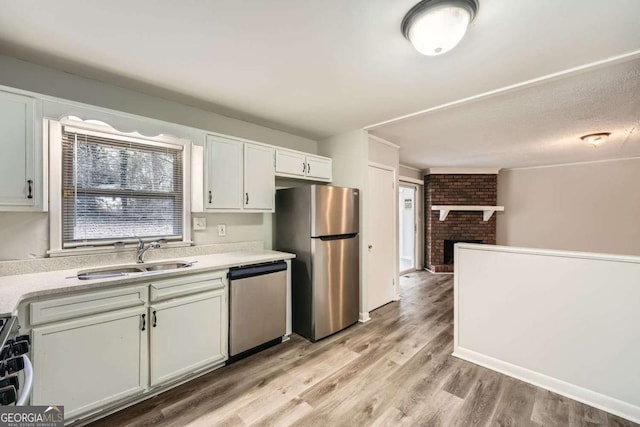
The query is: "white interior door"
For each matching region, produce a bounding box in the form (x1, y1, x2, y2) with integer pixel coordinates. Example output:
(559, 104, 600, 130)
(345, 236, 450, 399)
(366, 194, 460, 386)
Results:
(367, 164, 396, 311)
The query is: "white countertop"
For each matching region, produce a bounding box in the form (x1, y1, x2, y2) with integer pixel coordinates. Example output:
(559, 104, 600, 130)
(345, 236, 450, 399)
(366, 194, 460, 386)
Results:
(0, 250, 295, 316)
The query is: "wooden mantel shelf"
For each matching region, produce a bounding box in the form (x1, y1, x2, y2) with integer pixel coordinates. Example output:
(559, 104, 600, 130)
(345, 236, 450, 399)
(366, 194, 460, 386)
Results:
(431, 205, 505, 221)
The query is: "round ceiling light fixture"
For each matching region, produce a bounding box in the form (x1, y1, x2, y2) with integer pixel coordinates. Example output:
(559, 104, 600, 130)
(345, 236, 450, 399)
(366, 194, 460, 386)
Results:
(580, 132, 611, 147)
(401, 0, 479, 56)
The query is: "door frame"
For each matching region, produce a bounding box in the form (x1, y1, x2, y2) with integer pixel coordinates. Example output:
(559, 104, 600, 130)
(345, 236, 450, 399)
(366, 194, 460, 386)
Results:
(398, 182, 419, 274)
(365, 161, 399, 313)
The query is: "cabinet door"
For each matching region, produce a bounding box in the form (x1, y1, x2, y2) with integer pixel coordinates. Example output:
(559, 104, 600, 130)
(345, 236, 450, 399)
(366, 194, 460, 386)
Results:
(305, 155, 332, 181)
(206, 135, 243, 209)
(31, 307, 148, 420)
(0, 91, 36, 207)
(149, 289, 227, 386)
(275, 149, 306, 177)
(243, 143, 275, 211)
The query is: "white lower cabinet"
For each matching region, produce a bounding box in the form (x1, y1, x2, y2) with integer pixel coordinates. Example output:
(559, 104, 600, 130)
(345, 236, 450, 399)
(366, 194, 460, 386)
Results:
(31, 306, 148, 420)
(28, 273, 229, 423)
(149, 289, 227, 386)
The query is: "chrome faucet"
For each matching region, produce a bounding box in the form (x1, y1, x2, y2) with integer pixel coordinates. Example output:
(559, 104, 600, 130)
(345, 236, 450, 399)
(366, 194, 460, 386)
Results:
(137, 238, 162, 263)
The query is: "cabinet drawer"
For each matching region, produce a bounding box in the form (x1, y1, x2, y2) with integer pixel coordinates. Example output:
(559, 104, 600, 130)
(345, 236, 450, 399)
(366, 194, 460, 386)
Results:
(30, 285, 148, 326)
(150, 271, 227, 302)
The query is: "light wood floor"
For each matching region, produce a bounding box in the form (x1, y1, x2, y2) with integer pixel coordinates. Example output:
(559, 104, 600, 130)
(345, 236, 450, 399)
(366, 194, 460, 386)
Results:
(91, 271, 637, 427)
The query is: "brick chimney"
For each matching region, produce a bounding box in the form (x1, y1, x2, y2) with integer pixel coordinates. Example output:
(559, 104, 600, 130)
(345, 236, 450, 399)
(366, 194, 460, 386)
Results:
(425, 174, 497, 272)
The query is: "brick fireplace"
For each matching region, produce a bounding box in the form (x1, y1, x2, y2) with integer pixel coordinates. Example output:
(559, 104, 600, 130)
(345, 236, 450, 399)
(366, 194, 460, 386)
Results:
(425, 174, 497, 272)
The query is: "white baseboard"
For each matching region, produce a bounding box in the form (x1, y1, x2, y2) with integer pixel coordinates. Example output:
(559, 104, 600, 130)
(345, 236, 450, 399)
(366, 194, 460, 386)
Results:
(358, 312, 371, 323)
(452, 346, 640, 424)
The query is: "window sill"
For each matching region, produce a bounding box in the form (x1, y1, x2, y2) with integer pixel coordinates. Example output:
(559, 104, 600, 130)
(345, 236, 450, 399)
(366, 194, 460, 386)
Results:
(47, 241, 194, 258)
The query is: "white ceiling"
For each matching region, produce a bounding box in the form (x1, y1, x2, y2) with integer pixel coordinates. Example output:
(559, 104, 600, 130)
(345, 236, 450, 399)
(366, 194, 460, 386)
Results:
(0, 0, 639, 167)
(370, 57, 640, 168)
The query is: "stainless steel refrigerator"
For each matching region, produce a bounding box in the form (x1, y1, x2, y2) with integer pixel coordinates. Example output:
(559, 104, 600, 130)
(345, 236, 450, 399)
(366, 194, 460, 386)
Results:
(275, 185, 359, 341)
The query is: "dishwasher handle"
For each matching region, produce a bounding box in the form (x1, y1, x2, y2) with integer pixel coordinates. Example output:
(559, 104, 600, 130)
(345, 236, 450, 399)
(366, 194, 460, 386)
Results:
(228, 261, 287, 280)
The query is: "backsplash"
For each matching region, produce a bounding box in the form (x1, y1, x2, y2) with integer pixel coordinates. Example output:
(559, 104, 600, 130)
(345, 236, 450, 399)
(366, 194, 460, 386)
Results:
(0, 241, 264, 277)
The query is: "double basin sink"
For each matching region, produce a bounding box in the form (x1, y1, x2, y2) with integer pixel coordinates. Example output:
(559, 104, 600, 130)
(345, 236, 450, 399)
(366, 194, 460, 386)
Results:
(76, 261, 194, 280)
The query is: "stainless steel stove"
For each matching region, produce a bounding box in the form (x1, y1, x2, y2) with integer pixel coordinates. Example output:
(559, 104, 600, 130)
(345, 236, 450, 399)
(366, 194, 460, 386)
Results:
(0, 315, 32, 406)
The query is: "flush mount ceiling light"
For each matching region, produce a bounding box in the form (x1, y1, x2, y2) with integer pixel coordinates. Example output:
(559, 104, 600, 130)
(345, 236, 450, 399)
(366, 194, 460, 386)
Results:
(401, 0, 479, 56)
(580, 132, 611, 147)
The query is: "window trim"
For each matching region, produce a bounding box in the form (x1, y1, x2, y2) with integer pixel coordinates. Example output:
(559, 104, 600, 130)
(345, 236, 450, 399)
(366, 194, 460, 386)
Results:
(48, 118, 192, 257)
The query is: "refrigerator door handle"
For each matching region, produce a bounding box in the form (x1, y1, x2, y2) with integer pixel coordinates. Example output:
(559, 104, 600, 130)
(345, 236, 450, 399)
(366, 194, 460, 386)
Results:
(317, 233, 358, 241)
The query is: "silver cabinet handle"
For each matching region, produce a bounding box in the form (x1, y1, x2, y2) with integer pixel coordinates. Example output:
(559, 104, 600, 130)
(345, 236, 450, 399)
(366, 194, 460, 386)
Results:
(27, 180, 33, 199)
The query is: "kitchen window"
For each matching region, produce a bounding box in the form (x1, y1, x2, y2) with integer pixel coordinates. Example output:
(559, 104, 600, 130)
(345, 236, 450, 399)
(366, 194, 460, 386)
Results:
(48, 119, 192, 255)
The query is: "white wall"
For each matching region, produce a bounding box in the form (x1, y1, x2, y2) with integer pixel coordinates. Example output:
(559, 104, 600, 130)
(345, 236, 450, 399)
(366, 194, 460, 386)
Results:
(318, 129, 368, 190)
(318, 129, 369, 318)
(0, 55, 316, 152)
(368, 138, 399, 169)
(454, 244, 640, 424)
(399, 165, 423, 181)
(497, 158, 640, 256)
(0, 55, 318, 260)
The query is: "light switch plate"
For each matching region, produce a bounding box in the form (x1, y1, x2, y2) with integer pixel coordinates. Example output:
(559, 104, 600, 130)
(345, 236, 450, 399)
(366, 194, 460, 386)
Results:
(217, 224, 226, 237)
(193, 217, 207, 231)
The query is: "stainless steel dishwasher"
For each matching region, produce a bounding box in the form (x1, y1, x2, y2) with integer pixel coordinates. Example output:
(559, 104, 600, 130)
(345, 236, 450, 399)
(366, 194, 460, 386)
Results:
(228, 261, 287, 358)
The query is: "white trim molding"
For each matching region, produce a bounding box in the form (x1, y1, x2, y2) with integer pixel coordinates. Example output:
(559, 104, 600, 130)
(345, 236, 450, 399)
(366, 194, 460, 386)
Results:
(426, 167, 501, 175)
(358, 312, 371, 323)
(503, 155, 640, 171)
(452, 347, 640, 424)
(399, 163, 422, 172)
(399, 176, 424, 185)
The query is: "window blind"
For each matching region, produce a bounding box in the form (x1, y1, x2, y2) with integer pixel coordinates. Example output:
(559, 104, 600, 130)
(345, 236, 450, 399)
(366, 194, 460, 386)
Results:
(61, 127, 184, 247)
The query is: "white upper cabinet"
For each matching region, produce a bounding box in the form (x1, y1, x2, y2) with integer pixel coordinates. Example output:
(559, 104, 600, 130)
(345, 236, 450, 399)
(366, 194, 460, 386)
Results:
(275, 148, 332, 182)
(202, 135, 276, 212)
(205, 135, 243, 210)
(275, 149, 307, 177)
(305, 155, 332, 181)
(244, 143, 275, 211)
(0, 90, 44, 211)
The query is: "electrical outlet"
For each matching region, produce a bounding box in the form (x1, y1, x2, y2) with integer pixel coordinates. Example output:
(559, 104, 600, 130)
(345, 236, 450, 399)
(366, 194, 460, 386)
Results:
(193, 217, 207, 231)
(217, 224, 226, 237)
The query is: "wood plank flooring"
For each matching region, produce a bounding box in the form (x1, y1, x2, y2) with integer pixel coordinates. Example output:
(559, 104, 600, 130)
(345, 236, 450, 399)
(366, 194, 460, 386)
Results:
(90, 271, 638, 427)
